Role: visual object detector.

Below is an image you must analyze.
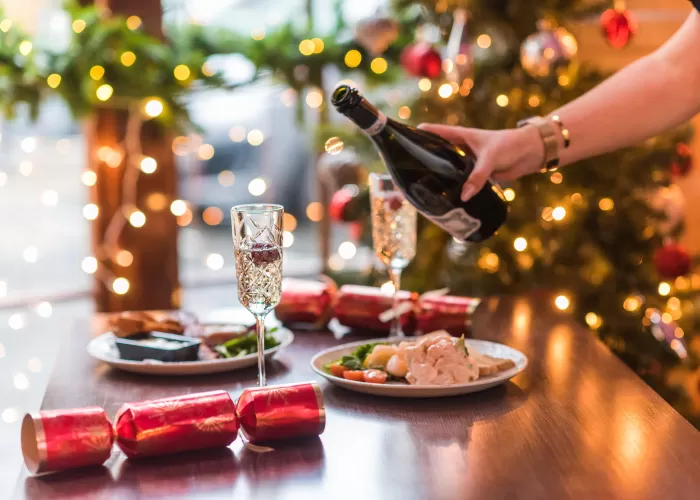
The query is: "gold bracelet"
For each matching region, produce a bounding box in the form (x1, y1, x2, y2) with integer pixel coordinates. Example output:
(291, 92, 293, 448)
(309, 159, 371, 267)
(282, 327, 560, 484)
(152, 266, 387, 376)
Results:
(516, 116, 560, 172)
(551, 115, 570, 149)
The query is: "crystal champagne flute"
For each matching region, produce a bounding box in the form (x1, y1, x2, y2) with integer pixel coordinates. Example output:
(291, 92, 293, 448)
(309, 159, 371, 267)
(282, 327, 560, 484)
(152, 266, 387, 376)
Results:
(369, 173, 417, 337)
(231, 204, 283, 386)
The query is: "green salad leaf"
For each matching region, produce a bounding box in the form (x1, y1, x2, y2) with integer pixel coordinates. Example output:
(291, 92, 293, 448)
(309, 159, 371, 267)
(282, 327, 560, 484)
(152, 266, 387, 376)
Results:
(216, 331, 281, 358)
(456, 335, 468, 357)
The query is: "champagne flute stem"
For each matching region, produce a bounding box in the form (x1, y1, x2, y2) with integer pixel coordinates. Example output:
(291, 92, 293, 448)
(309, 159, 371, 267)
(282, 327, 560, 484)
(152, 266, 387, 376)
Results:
(389, 267, 403, 338)
(255, 314, 267, 386)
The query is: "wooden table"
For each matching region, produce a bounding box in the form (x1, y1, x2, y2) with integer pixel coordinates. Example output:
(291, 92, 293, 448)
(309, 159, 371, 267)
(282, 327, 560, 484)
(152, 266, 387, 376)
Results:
(14, 295, 700, 500)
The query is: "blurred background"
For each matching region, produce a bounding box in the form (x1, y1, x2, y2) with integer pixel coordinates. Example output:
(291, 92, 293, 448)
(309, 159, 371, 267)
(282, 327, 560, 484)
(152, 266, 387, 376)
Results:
(2, 0, 700, 484)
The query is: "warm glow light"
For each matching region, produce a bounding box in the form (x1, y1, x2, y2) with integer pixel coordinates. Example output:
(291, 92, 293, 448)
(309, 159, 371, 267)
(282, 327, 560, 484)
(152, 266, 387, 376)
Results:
(126, 15, 142, 30)
(112, 277, 130, 295)
(36, 302, 53, 318)
(438, 83, 453, 99)
(585, 312, 602, 329)
(144, 98, 164, 117)
(514, 237, 528, 252)
(675, 327, 684, 338)
(81, 170, 97, 186)
(658, 282, 671, 296)
(338, 241, 357, 260)
(306, 202, 323, 222)
(19, 161, 32, 177)
(344, 50, 362, 68)
(550, 172, 563, 184)
(9, 314, 25, 330)
(371, 57, 388, 74)
(280, 88, 297, 107)
(503, 188, 516, 201)
(174, 64, 191, 81)
(198, 144, 215, 160)
(528, 95, 541, 107)
(96, 84, 113, 101)
(662, 312, 673, 323)
(146, 192, 167, 211)
(667, 297, 681, 309)
(21, 137, 37, 153)
(203, 207, 224, 225)
(248, 178, 267, 196)
(90, 65, 105, 80)
(82, 256, 98, 274)
(120, 51, 136, 66)
(306, 90, 323, 108)
(129, 210, 146, 227)
(476, 34, 492, 48)
(47, 74, 62, 88)
(283, 213, 297, 232)
(177, 209, 193, 227)
(398, 106, 411, 119)
(206, 253, 224, 270)
(40, 190, 58, 206)
(23, 246, 38, 263)
(83, 203, 99, 220)
(418, 78, 432, 91)
(251, 29, 265, 40)
(312, 38, 324, 53)
(0, 19, 12, 33)
(115, 249, 133, 267)
(299, 39, 315, 56)
(558, 74, 571, 87)
(623, 296, 642, 312)
(19, 40, 32, 56)
(170, 199, 187, 216)
(140, 156, 157, 174)
(218, 170, 235, 186)
(380, 281, 395, 295)
(72, 19, 86, 33)
(105, 150, 122, 168)
(247, 129, 264, 146)
(325, 136, 344, 155)
(201, 63, 215, 76)
(599, 198, 614, 211)
(496, 94, 509, 107)
(229, 126, 246, 142)
(552, 206, 566, 221)
(14, 373, 29, 390)
(283, 231, 294, 248)
(555, 295, 570, 311)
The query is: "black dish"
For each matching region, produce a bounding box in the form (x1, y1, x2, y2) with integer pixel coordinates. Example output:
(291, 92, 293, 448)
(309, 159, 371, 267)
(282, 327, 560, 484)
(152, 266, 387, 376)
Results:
(115, 331, 201, 362)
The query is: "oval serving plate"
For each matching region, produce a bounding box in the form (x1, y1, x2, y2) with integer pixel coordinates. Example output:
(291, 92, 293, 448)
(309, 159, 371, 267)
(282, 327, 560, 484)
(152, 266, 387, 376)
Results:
(88, 325, 293, 376)
(311, 338, 527, 398)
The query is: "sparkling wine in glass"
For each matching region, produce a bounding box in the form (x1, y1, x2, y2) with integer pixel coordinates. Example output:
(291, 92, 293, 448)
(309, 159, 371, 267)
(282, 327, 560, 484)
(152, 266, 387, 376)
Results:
(231, 204, 283, 386)
(369, 173, 417, 337)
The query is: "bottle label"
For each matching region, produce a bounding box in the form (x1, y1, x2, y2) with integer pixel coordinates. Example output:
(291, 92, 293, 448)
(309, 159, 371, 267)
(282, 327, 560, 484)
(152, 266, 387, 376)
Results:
(363, 111, 387, 136)
(422, 207, 481, 241)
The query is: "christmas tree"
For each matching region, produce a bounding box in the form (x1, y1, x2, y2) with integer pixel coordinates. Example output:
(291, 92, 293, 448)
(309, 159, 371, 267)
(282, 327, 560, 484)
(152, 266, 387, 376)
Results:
(309, 1, 700, 427)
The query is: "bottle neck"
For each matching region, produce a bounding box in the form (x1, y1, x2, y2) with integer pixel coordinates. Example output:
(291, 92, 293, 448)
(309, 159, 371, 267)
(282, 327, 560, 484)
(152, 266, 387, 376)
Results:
(341, 98, 387, 136)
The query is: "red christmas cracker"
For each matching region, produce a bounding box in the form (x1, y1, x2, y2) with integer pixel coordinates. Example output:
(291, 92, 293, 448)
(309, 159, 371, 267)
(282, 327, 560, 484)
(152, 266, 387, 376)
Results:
(114, 390, 239, 458)
(21, 407, 113, 475)
(275, 278, 337, 327)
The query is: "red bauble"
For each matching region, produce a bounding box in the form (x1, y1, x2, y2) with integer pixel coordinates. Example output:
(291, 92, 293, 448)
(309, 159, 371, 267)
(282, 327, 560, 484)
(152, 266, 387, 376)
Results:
(400, 43, 442, 79)
(600, 8, 637, 49)
(329, 188, 354, 222)
(349, 221, 363, 241)
(654, 244, 691, 278)
(672, 143, 693, 177)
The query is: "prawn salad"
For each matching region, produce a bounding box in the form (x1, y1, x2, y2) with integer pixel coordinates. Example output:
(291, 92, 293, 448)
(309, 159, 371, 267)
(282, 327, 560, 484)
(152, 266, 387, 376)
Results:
(322, 331, 516, 386)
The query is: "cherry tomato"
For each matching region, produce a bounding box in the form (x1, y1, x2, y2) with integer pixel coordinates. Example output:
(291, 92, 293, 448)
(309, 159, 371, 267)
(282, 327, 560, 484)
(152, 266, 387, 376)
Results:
(363, 369, 388, 384)
(329, 364, 348, 377)
(343, 370, 365, 382)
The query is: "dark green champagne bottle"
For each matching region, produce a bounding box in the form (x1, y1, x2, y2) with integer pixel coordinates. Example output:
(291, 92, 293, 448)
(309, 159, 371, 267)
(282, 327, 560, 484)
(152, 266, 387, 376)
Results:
(331, 85, 508, 242)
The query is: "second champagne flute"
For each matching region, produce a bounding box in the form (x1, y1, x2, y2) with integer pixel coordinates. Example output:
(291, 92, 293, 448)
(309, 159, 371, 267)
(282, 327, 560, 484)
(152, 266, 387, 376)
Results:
(369, 173, 417, 337)
(231, 204, 283, 387)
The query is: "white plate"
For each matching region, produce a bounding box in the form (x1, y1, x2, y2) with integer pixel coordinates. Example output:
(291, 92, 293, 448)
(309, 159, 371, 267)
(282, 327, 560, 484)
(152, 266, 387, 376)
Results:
(311, 338, 527, 398)
(87, 326, 294, 376)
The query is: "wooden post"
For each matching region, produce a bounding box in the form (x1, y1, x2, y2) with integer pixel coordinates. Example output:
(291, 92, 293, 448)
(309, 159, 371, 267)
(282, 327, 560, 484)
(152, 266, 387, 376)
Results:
(87, 0, 179, 312)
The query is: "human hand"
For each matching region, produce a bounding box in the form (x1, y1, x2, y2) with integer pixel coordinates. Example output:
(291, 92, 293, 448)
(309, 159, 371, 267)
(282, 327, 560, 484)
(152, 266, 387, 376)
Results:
(418, 124, 545, 201)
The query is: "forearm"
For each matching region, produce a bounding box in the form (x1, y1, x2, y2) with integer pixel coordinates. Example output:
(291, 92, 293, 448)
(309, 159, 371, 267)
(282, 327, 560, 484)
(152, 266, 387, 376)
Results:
(553, 12, 700, 167)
